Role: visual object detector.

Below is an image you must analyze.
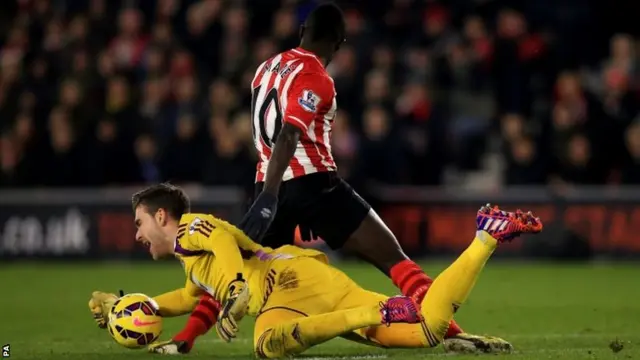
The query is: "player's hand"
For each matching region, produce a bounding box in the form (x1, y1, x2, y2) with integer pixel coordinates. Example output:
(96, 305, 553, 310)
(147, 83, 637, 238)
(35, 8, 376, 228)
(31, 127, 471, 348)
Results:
(216, 280, 250, 342)
(239, 191, 278, 242)
(148, 339, 191, 355)
(88, 291, 118, 328)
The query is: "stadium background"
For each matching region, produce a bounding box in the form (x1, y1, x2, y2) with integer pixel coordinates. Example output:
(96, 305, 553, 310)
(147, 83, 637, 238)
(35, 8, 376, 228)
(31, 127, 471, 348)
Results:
(1, 0, 640, 359)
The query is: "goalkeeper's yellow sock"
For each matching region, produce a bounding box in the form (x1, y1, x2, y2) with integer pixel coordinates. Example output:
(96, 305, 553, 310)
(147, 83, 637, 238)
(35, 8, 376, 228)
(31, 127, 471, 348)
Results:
(420, 231, 498, 346)
(255, 306, 381, 358)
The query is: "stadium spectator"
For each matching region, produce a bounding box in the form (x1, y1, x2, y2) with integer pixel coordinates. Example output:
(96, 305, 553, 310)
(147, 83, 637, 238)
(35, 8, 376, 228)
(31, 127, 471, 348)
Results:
(0, 0, 639, 192)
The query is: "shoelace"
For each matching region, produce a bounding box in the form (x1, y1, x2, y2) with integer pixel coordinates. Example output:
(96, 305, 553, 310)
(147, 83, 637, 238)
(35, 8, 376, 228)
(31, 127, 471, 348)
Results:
(379, 301, 399, 326)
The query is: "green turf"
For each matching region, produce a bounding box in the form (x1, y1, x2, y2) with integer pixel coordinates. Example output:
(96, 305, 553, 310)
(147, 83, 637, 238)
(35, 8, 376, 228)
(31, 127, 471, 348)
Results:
(1, 260, 637, 359)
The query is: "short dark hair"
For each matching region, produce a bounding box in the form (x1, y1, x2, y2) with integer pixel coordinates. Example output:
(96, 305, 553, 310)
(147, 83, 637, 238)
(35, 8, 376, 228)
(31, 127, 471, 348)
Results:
(304, 3, 346, 43)
(131, 183, 190, 220)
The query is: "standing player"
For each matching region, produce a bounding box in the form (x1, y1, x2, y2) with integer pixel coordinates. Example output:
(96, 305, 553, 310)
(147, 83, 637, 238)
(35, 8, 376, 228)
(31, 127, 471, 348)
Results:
(240, 2, 509, 352)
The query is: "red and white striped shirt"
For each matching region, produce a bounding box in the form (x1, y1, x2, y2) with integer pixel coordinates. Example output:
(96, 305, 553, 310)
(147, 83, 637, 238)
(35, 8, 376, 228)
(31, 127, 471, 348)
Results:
(250, 47, 338, 183)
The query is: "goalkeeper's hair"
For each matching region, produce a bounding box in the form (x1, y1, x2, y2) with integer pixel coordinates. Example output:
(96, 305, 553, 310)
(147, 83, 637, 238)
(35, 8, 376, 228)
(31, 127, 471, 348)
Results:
(132, 183, 190, 220)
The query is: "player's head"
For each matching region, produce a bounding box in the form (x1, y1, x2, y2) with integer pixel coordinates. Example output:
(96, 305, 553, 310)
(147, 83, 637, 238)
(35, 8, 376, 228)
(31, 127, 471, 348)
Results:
(131, 183, 190, 259)
(299, 2, 346, 64)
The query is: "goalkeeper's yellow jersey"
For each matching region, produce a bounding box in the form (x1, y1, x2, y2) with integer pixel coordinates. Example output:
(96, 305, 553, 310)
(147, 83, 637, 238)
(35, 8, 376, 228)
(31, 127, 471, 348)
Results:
(153, 213, 327, 318)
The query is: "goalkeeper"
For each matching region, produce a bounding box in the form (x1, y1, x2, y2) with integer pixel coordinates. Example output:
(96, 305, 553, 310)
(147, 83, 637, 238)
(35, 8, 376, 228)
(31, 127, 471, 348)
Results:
(90, 183, 542, 357)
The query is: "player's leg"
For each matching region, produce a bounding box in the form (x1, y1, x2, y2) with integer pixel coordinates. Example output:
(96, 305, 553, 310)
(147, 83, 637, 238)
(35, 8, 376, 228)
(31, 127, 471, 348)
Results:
(419, 205, 542, 347)
(253, 300, 420, 358)
(253, 308, 305, 358)
(336, 205, 539, 352)
(301, 174, 464, 338)
(253, 257, 421, 358)
(336, 286, 430, 349)
(340, 272, 514, 353)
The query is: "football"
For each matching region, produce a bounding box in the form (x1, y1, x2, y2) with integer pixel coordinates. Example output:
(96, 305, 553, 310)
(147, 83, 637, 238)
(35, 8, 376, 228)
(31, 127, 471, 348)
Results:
(107, 293, 163, 349)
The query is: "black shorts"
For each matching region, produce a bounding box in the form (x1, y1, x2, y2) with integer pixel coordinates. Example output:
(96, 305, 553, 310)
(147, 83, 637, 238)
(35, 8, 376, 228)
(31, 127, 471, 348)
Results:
(254, 172, 371, 250)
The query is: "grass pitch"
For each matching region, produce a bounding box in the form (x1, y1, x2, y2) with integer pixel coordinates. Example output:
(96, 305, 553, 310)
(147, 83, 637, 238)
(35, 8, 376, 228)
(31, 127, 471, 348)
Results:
(1, 260, 637, 359)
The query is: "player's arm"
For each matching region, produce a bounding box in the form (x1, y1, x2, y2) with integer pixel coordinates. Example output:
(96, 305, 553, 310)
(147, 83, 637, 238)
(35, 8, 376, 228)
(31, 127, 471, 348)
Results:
(87, 286, 198, 328)
(192, 221, 250, 342)
(153, 286, 200, 317)
(241, 72, 333, 241)
(192, 220, 246, 304)
(262, 73, 333, 195)
(262, 123, 301, 194)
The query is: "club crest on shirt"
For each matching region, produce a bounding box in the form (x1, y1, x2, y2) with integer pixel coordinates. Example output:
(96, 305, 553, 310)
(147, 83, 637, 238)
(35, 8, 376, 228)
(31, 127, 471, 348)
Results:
(189, 217, 202, 235)
(298, 89, 320, 113)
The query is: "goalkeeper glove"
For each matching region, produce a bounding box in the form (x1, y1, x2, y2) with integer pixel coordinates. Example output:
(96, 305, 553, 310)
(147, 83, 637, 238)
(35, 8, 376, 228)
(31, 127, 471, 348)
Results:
(215, 275, 250, 343)
(88, 291, 119, 328)
(148, 339, 191, 354)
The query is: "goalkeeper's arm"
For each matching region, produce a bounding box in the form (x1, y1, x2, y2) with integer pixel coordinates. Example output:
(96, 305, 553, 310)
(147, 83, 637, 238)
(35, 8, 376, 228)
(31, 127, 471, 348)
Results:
(153, 288, 199, 317)
(194, 221, 247, 304)
(88, 288, 196, 329)
(194, 221, 250, 342)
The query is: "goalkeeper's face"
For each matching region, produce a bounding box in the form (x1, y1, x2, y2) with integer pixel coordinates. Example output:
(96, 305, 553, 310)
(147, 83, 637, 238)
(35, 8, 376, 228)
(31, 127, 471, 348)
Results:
(134, 206, 174, 260)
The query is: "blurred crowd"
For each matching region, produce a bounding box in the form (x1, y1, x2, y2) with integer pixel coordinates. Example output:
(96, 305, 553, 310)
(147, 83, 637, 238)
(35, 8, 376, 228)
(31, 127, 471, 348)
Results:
(1, 0, 639, 192)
